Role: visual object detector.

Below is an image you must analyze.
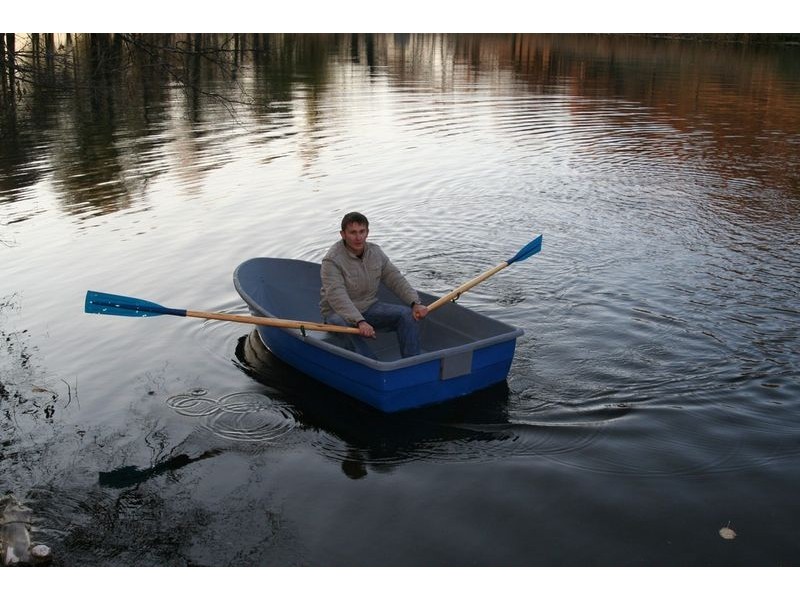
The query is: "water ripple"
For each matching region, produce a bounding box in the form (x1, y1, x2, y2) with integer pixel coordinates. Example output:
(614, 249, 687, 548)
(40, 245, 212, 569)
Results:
(166, 390, 297, 444)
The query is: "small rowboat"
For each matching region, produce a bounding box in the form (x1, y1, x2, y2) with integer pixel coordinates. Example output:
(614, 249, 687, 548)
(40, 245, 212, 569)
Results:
(233, 258, 524, 413)
(85, 235, 541, 413)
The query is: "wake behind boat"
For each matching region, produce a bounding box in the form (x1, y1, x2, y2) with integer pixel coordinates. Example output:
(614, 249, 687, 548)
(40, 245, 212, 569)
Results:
(233, 257, 524, 413)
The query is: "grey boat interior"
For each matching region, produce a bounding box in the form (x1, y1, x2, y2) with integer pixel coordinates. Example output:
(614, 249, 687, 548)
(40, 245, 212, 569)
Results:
(234, 258, 523, 364)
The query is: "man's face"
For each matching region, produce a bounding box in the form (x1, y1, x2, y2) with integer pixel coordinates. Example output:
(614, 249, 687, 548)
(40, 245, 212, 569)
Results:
(341, 221, 369, 255)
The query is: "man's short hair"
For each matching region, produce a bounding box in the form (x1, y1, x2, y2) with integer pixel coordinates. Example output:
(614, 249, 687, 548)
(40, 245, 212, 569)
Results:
(341, 211, 369, 231)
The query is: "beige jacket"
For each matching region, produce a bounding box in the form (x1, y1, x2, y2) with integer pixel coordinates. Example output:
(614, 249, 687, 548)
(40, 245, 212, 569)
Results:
(320, 240, 420, 325)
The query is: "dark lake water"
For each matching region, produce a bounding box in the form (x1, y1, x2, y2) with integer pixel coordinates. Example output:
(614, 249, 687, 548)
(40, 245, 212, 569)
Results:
(2, 33, 800, 567)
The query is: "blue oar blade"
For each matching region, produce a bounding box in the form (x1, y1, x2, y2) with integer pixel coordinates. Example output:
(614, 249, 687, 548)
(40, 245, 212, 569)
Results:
(85, 291, 187, 318)
(506, 234, 543, 265)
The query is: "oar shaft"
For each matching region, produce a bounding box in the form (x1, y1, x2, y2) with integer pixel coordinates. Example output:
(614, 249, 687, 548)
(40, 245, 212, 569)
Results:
(427, 261, 509, 313)
(85, 290, 361, 335)
(184, 310, 360, 334)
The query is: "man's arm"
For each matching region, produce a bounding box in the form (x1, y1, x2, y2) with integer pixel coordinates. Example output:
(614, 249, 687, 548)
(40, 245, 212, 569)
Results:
(381, 257, 421, 308)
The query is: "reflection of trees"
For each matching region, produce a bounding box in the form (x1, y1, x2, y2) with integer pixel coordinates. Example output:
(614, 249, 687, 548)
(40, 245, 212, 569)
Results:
(1, 294, 73, 496)
(1, 33, 799, 219)
(1, 34, 348, 217)
(505, 34, 800, 201)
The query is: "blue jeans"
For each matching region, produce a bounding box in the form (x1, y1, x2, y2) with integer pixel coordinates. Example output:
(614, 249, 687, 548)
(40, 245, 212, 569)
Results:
(326, 301, 421, 359)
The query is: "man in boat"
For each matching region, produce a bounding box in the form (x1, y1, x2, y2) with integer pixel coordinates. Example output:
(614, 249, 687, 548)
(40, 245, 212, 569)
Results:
(320, 212, 429, 358)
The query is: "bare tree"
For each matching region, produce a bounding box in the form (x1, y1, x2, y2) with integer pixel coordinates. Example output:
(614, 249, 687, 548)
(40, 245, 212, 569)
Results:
(4, 33, 15, 104)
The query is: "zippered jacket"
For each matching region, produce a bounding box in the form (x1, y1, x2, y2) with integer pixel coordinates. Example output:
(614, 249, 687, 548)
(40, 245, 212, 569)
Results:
(320, 240, 420, 325)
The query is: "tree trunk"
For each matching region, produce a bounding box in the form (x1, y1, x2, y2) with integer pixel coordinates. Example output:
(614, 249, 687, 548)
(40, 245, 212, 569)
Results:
(45, 33, 55, 66)
(32, 33, 40, 66)
(5, 33, 15, 104)
(0, 33, 6, 100)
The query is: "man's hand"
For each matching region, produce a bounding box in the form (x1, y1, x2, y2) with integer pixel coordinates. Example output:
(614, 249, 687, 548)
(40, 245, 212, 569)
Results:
(412, 303, 429, 321)
(357, 320, 376, 338)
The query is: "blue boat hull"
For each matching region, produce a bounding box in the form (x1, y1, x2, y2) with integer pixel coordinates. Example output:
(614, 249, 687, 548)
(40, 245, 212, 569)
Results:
(234, 258, 523, 413)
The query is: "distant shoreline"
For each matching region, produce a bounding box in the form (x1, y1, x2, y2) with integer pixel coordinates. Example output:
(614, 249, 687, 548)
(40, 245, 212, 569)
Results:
(621, 33, 800, 45)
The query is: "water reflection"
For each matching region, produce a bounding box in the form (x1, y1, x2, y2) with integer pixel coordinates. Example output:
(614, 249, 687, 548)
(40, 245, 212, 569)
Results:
(3, 34, 799, 218)
(1, 294, 75, 491)
(98, 449, 222, 489)
(234, 329, 515, 474)
(26, 481, 215, 566)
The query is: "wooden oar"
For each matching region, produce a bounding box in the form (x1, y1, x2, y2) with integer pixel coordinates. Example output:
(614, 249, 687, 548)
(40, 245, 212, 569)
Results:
(84, 291, 361, 335)
(427, 234, 543, 313)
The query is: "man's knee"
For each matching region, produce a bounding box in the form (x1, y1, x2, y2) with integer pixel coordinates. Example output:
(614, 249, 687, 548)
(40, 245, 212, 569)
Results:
(399, 308, 416, 326)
